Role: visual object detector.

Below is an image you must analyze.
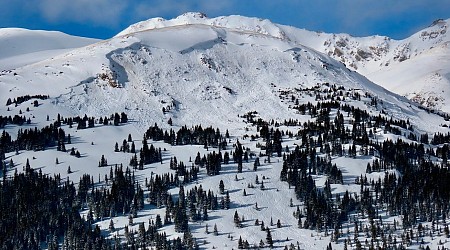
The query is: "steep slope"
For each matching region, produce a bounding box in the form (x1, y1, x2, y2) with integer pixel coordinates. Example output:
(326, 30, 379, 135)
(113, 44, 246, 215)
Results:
(0, 28, 99, 70)
(261, 18, 450, 113)
(0, 22, 442, 134)
(287, 19, 450, 112)
(368, 41, 450, 110)
(117, 13, 450, 113)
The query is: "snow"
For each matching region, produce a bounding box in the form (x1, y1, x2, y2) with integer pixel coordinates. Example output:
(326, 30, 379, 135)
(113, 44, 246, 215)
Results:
(1, 13, 450, 250)
(116, 12, 287, 40)
(282, 18, 450, 113)
(117, 13, 450, 113)
(0, 28, 99, 70)
(1, 21, 444, 135)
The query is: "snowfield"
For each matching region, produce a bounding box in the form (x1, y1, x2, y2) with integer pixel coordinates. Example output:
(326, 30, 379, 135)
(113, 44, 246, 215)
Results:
(0, 28, 99, 70)
(118, 13, 450, 113)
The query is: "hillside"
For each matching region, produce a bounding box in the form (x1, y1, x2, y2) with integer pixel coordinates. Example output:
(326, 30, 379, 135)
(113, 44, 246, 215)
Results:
(0, 16, 443, 133)
(0, 28, 99, 70)
(288, 19, 450, 113)
(118, 13, 450, 113)
(0, 13, 450, 250)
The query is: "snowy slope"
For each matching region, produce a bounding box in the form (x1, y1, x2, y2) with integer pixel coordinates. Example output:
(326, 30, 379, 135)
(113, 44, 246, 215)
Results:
(117, 13, 450, 113)
(0, 21, 443, 134)
(295, 19, 450, 112)
(116, 12, 288, 40)
(281, 18, 450, 113)
(0, 28, 99, 70)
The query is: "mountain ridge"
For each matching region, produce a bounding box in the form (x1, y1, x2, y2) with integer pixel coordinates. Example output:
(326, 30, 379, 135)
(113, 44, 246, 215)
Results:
(0, 18, 445, 137)
(0, 27, 99, 70)
(116, 13, 450, 112)
(0, 13, 448, 133)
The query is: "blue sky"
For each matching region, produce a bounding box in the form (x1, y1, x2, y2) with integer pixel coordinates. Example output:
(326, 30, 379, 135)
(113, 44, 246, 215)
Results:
(1, 0, 449, 39)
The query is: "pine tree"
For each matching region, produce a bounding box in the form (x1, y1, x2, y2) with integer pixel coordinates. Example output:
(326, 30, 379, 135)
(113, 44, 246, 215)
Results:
(109, 219, 115, 232)
(202, 206, 208, 221)
(224, 191, 230, 209)
(219, 180, 225, 194)
(259, 239, 265, 248)
(155, 214, 162, 229)
(99, 155, 107, 167)
(238, 236, 243, 249)
(266, 228, 273, 248)
(234, 211, 240, 227)
(253, 157, 260, 171)
(128, 214, 133, 225)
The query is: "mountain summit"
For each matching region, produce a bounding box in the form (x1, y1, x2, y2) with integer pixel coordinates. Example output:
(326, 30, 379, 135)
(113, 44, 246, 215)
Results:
(116, 12, 288, 40)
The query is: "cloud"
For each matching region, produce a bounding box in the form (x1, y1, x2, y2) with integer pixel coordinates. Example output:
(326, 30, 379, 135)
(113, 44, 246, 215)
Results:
(1, 0, 233, 28)
(131, 0, 232, 21)
(37, 0, 127, 27)
(244, 0, 449, 39)
(296, 0, 450, 37)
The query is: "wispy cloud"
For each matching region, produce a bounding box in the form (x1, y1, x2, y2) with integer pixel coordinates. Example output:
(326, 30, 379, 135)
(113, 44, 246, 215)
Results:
(131, 0, 232, 22)
(0, 0, 235, 37)
(288, 0, 450, 37)
(37, 0, 127, 27)
(11, 0, 232, 27)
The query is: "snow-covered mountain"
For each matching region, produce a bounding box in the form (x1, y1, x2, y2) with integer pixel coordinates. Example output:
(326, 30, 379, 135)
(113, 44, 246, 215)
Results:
(0, 13, 444, 133)
(288, 18, 450, 113)
(2, 13, 450, 250)
(0, 28, 99, 70)
(117, 13, 450, 113)
(2, 13, 448, 115)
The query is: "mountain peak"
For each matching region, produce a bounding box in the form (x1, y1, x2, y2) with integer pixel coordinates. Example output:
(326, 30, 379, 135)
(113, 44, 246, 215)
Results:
(116, 13, 287, 40)
(429, 18, 447, 27)
(176, 12, 208, 20)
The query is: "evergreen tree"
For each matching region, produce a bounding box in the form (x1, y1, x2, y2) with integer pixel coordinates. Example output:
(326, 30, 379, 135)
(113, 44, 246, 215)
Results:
(253, 157, 260, 171)
(266, 228, 273, 248)
(109, 219, 115, 232)
(219, 179, 225, 194)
